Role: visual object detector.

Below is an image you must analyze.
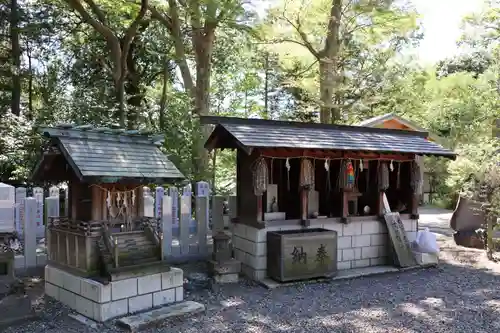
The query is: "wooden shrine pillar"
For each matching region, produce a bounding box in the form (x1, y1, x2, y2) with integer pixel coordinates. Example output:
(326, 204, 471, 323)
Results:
(410, 193, 419, 219)
(341, 190, 349, 224)
(300, 188, 310, 227)
(377, 191, 385, 217)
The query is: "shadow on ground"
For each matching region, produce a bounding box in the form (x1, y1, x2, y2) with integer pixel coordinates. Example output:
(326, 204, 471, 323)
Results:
(4, 240, 500, 333)
(165, 242, 500, 333)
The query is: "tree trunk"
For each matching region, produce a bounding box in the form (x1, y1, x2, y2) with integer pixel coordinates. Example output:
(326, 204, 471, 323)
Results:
(125, 82, 142, 128)
(158, 58, 169, 130)
(116, 77, 126, 127)
(318, 0, 342, 124)
(319, 58, 335, 123)
(264, 53, 269, 117)
(10, 0, 21, 116)
(191, 36, 214, 181)
(27, 43, 33, 120)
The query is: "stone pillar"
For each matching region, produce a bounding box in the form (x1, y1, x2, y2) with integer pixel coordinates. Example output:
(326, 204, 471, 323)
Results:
(63, 186, 69, 217)
(24, 198, 37, 268)
(196, 182, 209, 256)
(168, 187, 179, 237)
(0, 182, 15, 233)
(208, 196, 241, 284)
(155, 186, 165, 220)
(15, 187, 26, 236)
(228, 196, 237, 234)
(161, 195, 173, 260)
(179, 185, 192, 255)
(33, 187, 44, 239)
(45, 196, 59, 261)
(143, 187, 154, 217)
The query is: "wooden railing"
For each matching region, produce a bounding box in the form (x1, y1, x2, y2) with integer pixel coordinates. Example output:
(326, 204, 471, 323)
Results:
(48, 217, 103, 236)
(142, 217, 161, 246)
(47, 217, 102, 275)
(102, 223, 119, 268)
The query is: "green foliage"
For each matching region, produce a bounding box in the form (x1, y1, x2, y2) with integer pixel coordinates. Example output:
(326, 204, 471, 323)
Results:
(0, 0, 498, 208)
(447, 138, 499, 194)
(262, 0, 420, 120)
(437, 51, 492, 78)
(0, 113, 39, 184)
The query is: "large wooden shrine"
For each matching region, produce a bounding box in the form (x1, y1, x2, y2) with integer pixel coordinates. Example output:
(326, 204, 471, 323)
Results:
(32, 124, 184, 281)
(202, 116, 456, 281)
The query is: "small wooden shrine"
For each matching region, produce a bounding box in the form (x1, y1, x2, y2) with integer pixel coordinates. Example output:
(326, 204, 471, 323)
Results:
(202, 116, 456, 281)
(32, 125, 184, 281)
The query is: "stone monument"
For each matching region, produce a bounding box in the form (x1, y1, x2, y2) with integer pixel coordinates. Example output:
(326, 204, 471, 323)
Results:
(208, 195, 241, 283)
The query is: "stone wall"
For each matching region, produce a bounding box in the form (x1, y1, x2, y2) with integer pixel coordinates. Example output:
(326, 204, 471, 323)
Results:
(45, 265, 184, 322)
(232, 217, 418, 281)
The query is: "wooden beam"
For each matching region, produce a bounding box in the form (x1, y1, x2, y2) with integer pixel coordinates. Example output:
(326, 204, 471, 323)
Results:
(257, 148, 413, 161)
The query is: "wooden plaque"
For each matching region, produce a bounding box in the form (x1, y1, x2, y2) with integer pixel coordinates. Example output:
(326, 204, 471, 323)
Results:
(383, 213, 417, 268)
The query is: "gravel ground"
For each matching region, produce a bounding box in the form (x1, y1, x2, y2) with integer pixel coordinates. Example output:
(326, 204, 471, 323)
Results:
(3, 235, 500, 333)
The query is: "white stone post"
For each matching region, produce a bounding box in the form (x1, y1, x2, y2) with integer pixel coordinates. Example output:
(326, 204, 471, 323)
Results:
(196, 182, 209, 256)
(0, 182, 15, 233)
(168, 187, 179, 237)
(33, 187, 44, 239)
(49, 186, 59, 198)
(155, 186, 165, 220)
(45, 196, 59, 261)
(24, 197, 38, 268)
(161, 195, 173, 260)
(143, 187, 155, 217)
(179, 185, 191, 255)
(15, 187, 26, 236)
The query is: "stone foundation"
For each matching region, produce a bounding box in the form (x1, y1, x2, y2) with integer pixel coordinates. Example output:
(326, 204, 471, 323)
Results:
(44, 265, 184, 322)
(233, 217, 418, 281)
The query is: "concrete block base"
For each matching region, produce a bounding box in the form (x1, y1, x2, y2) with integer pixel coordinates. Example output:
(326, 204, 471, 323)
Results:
(44, 265, 184, 322)
(233, 217, 418, 281)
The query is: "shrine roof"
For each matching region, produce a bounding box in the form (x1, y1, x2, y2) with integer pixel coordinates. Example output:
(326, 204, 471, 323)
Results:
(32, 124, 184, 183)
(201, 116, 456, 159)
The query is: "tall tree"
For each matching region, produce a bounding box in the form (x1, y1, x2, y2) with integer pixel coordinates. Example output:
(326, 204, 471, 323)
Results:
(62, 0, 149, 128)
(10, 0, 21, 116)
(149, 0, 249, 180)
(265, 0, 417, 123)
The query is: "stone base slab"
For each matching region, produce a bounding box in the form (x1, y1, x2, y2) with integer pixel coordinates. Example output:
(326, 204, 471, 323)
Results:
(14, 254, 47, 271)
(208, 259, 241, 275)
(44, 265, 184, 322)
(213, 273, 239, 284)
(260, 265, 412, 289)
(117, 301, 205, 332)
(0, 294, 37, 328)
(413, 251, 438, 266)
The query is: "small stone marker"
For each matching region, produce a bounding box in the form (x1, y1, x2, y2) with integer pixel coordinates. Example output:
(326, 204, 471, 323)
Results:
(208, 196, 241, 284)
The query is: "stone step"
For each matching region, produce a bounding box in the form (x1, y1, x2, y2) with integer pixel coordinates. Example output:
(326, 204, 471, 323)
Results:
(118, 256, 159, 267)
(116, 301, 205, 332)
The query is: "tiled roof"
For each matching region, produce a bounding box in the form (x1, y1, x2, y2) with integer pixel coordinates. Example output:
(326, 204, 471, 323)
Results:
(36, 125, 184, 182)
(202, 116, 456, 158)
